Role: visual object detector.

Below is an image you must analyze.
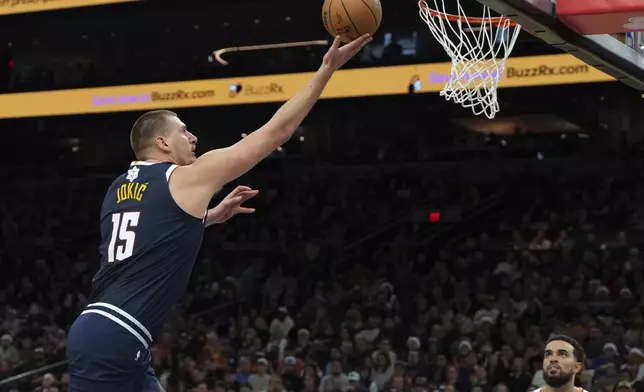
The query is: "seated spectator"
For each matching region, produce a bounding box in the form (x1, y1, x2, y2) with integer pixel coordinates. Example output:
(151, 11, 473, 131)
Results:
(348, 371, 367, 392)
(320, 359, 349, 392)
(281, 356, 303, 392)
(529, 230, 552, 250)
(0, 334, 20, 366)
(249, 358, 272, 392)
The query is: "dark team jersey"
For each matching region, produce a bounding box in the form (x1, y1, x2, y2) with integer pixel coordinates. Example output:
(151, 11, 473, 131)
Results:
(90, 161, 205, 339)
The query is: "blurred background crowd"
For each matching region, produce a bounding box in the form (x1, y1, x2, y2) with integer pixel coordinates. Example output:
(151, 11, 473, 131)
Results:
(2, 1, 644, 392)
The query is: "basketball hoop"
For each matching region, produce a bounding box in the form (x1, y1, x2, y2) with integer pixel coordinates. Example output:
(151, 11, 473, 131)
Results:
(418, 0, 521, 119)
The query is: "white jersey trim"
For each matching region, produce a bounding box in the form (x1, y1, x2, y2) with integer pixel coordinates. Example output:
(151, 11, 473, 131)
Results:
(87, 302, 152, 342)
(165, 164, 178, 182)
(81, 309, 149, 349)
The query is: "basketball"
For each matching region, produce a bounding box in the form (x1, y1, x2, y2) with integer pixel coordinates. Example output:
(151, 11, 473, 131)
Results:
(322, 0, 383, 43)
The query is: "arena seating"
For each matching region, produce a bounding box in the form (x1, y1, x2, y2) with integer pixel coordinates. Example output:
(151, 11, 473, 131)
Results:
(1, 113, 643, 392)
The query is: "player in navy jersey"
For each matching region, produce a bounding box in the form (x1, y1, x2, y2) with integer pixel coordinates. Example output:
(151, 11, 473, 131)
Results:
(65, 34, 372, 392)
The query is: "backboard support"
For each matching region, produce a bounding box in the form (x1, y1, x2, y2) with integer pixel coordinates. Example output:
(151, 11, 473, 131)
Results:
(474, 0, 644, 90)
(626, 32, 644, 54)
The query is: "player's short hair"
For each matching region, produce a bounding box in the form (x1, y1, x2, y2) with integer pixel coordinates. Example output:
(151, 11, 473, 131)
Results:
(130, 110, 177, 160)
(546, 334, 586, 365)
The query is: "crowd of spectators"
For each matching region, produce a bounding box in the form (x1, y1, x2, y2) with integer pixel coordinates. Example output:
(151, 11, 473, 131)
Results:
(1, 148, 644, 392)
(0, 153, 474, 390)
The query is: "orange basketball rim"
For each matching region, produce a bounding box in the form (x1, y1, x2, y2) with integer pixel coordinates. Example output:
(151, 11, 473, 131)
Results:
(418, 0, 520, 27)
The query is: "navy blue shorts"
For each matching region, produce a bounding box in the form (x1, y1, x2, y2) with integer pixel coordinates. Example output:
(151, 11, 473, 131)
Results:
(66, 303, 161, 392)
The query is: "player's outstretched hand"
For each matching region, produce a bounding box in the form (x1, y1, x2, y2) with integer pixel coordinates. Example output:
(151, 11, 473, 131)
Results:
(322, 34, 372, 71)
(207, 186, 259, 225)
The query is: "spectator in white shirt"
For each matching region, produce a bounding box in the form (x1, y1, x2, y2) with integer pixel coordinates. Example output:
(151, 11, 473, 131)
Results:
(319, 360, 349, 392)
(473, 296, 500, 326)
(249, 358, 272, 392)
(0, 334, 20, 366)
(270, 307, 294, 338)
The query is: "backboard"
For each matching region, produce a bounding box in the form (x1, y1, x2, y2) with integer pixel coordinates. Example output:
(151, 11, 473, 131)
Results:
(474, 0, 644, 90)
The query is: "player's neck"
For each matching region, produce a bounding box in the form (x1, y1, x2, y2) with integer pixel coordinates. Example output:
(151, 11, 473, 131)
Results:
(543, 383, 578, 392)
(139, 158, 165, 164)
(137, 155, 176, 165)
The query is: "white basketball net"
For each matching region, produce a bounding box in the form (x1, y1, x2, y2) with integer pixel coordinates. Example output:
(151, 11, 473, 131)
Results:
(418, 0, 521, 119)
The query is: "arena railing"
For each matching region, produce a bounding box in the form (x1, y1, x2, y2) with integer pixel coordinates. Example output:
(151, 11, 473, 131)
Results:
(188, 296, 245, 322)
(0, 360, 68, 388)
(420, 188, 509, 251)
(328, 181, 507, 275)
(329, 187, 508, 280)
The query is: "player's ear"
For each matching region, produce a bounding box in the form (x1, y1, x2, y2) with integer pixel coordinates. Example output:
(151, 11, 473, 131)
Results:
(155, 135, 171, 152)
(574, 361, 582, 374)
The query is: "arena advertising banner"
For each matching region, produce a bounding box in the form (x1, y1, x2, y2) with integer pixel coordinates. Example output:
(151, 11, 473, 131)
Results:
(0, 53, 614, 119)
(0, 0, 139, 15)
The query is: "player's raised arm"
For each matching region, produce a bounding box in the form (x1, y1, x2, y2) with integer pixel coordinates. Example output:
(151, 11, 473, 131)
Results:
(169, 34, 371, 215)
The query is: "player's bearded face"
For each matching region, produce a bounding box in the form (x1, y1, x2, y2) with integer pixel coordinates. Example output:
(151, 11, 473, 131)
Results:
(543, 340, 581, 388)
(543, 362, 574, 388)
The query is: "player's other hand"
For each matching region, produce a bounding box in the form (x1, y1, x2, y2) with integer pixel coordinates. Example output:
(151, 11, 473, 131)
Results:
(322, 34, 372, 71)
(207, 186, 259, 225)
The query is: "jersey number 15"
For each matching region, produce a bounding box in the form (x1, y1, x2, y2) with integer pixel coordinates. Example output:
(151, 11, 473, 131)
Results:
(108, 211, 140, 262)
